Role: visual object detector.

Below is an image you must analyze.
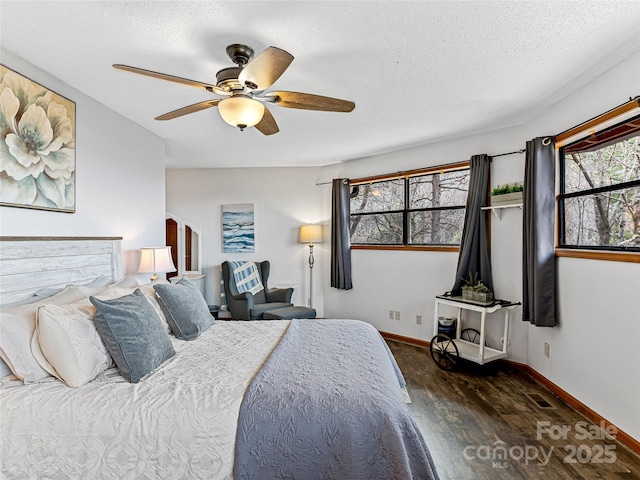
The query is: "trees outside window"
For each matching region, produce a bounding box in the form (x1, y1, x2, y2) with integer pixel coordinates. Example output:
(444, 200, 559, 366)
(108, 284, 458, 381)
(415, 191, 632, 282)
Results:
(350, 166, 469, 248)
(559, 115, 640, 252)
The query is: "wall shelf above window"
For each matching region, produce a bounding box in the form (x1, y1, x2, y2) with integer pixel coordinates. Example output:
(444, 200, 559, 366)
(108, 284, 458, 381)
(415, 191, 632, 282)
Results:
(481, 203, 523, 220)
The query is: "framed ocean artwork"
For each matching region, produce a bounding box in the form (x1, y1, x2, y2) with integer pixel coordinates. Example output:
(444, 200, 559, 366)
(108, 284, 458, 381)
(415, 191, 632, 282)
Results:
(222, 204, 255, 253)
(0, 64, 76, 213)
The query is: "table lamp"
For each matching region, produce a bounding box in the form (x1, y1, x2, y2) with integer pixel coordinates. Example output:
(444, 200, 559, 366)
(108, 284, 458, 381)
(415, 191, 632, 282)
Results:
(138, 246, 177, 282)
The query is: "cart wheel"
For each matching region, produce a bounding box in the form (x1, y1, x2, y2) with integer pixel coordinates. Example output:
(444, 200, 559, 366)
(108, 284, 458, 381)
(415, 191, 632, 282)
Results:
(430, 334, 459, 371)
(460, 328, 481, 344)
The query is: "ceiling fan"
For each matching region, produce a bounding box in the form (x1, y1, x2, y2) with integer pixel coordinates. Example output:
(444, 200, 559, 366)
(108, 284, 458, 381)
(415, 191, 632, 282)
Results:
(113, 44, 355, 135)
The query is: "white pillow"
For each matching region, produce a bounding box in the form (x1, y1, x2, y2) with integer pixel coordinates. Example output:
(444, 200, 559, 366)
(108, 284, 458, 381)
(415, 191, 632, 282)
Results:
(33, 286, 144, 387)
(0, 357, 12, 377)
(111, 276, 139, 289)
(35, 300, 110, 387)
(85, 274, 113, 288)
(0, 295, 40, 310)
(0, 286, 88, 382)
(75, 284, 109, 297)
(138, 283, 172, 333)
(33, 275, 113, 298)
(100, 285, 138, 298)
(28, 284, 113, 377)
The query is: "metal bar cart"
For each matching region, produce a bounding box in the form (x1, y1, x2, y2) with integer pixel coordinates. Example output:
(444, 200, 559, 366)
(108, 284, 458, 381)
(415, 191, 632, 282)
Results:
(430, 295, 521, 370)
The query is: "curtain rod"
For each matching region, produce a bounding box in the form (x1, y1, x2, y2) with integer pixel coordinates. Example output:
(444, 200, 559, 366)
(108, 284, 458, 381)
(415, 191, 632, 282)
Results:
(316, 160, 472, 186)
(314, 149, 526, 186)
(491, 148, 525, 158)
(316, 180, 344, 187)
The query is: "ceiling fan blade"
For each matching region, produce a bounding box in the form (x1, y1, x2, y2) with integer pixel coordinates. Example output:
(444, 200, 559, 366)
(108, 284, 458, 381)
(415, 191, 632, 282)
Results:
(268, 91, 355, 112)
(238, 47, 294, 91)
(255, 106, 279, 135)
(155, 100, 221, 121)
(113, 64, 229, 95)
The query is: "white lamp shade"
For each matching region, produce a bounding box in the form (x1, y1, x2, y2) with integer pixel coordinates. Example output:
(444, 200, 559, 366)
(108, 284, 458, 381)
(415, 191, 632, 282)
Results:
(299, 225, 323, 244)
(218, 96, 265, 128)
(138, 247, 177, 275)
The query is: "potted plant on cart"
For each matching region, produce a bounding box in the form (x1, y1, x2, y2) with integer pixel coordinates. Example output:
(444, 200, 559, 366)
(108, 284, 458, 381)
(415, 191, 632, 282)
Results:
(461, 272, 494, 303)
(472, 281, 493, 303)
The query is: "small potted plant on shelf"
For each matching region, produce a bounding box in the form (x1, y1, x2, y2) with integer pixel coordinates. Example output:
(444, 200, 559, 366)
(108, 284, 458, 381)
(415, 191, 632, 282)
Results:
(461, 271, 494, 303)
(490, 182, 524, 207)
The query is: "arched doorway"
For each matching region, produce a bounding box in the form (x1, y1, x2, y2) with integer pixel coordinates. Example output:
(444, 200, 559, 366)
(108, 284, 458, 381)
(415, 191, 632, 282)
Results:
(165, 217, 179, 280)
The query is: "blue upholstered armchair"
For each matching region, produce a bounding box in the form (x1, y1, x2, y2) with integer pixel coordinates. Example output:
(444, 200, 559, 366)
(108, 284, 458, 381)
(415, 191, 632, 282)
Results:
(221, 261, 293, 320)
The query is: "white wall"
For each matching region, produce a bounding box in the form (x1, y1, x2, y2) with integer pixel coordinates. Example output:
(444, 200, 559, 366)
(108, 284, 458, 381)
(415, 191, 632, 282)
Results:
(0, 50, 166, 281)
(532, 259, 640, 441)
(165, 167, 325, 315)
(320, 49, 640, 441)
(319, 128, 530, 361)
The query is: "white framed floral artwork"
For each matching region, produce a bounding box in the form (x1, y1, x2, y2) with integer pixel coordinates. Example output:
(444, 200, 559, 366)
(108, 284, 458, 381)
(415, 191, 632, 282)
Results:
(0, 64, 76, 213)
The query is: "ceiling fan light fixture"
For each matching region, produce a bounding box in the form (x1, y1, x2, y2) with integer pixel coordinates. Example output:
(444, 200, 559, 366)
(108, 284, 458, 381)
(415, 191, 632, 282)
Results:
(218, 95, 265, 130)
(114, 44, 354, 136)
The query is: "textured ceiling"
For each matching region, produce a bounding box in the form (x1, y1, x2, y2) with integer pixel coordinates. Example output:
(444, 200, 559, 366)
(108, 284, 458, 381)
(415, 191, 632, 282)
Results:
(2, 1, 640, 169)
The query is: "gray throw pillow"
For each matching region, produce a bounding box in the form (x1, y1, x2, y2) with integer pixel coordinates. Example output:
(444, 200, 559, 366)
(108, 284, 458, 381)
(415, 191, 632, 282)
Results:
(90, 289, 175, 383)
(153, 277, 214, 340)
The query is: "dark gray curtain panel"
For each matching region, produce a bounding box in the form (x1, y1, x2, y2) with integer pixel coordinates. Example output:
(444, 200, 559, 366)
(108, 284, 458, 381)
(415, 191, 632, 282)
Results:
(451, 154, 493, 295)
(523, 137, 557, 327)
(331, 178, 353, 290)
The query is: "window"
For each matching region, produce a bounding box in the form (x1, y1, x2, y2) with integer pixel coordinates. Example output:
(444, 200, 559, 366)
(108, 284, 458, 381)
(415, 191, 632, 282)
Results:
(559, 114, 640, 253)
(350, 164, 470, 248)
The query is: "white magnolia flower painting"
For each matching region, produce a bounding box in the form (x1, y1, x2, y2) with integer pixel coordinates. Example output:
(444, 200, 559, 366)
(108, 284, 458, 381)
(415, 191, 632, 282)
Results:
(0, 65, 76, 212)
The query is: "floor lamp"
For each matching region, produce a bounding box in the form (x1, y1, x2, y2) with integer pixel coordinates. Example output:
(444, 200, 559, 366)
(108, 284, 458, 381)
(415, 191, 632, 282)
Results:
(299, 225, 323, 308)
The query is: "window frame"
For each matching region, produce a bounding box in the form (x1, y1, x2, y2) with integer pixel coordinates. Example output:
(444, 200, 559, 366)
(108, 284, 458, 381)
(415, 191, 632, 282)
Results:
(350, 162, 470, 251)
(556, 98, 640, 263)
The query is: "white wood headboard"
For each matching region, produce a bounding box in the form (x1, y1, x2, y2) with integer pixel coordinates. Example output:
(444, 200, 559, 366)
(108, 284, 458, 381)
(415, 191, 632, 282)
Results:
(0, 236, 123, 304)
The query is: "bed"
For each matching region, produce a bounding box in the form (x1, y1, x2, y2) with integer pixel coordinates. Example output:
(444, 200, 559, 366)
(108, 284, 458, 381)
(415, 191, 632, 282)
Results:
(0, 237, 439, 479)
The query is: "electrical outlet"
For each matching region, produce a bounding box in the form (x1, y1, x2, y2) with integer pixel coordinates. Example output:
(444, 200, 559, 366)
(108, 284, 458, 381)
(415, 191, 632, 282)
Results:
(389, 310, 394, 320)
(394, 311, 400, 321)
(544, 343, 550, 358)
(416, 315, 422, 325)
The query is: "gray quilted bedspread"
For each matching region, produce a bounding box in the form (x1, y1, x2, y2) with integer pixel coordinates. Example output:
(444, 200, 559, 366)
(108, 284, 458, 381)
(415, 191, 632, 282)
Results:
(234, 319, 440, 479)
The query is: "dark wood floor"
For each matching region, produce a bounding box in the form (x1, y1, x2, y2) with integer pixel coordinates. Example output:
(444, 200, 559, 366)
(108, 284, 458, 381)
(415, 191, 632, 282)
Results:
(387, 340, 640, 480)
